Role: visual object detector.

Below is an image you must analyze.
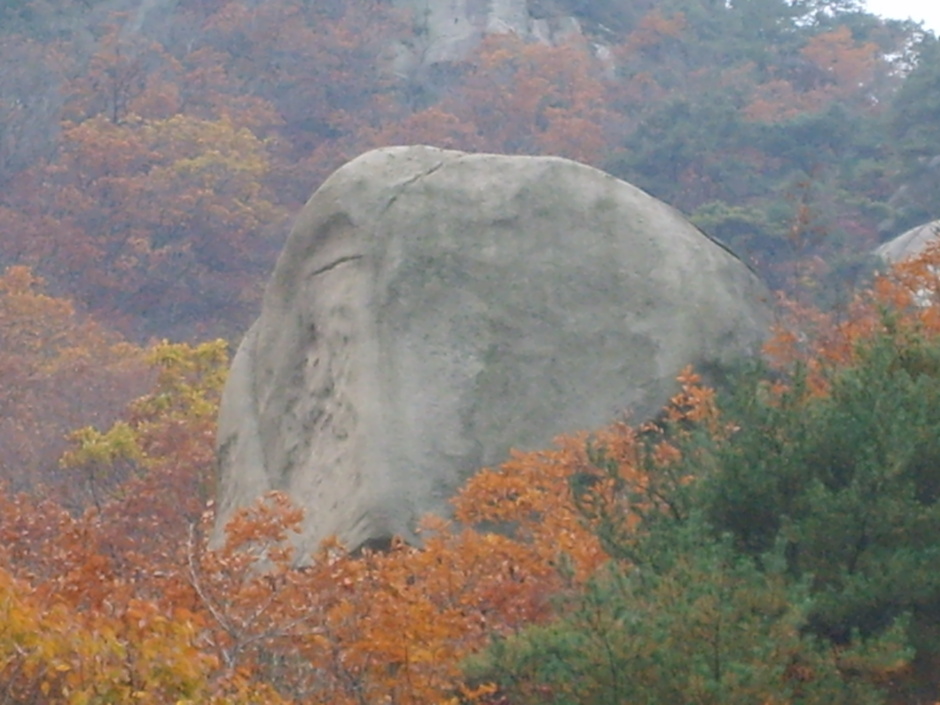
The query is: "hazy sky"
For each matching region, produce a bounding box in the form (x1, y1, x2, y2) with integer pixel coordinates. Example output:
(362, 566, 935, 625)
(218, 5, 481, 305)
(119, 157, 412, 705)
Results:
(863, 0, 940, 33)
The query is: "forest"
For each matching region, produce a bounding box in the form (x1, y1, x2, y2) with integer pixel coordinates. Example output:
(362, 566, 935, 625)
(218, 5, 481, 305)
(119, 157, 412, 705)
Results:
(3, 0, 940, 702)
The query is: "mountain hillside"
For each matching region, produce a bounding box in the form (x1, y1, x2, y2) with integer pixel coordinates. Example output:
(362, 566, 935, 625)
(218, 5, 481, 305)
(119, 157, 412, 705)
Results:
(1, 0, 938, 338)
(3, 2, 940, 702)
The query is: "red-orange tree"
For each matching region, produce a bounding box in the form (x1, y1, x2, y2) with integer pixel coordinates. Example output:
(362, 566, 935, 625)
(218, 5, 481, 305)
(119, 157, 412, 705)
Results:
(0, 328, 652, 703)
(413, 35, 616, 165)
(7, 112, 284, 337)
(0, 266, 148, 493)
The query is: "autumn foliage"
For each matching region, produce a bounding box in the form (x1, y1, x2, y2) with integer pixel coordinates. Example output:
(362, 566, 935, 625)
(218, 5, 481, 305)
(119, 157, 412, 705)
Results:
(1, 0, 932, 338)
(0, 267, 148, 494)
(3, 0, 940, 701)
(4, 255, 940, 702)
(5, 242, 940, 702)
(765, 240, 940, 396)
(0, 260, 713, 702)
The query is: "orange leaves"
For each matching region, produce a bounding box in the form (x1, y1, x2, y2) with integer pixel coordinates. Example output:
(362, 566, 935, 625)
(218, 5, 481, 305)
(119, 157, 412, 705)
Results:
(0, 266, 77, 357)
(624, 10, 687, 51)
(0, 346, 709, 703)
(201, 0, 407, 143)
(884, 240, 940, 317)
(743, 79, 826, 123)
(63, 22, 179, 125)
(453, 437, 609, 581)
(424, 35, 616, 165)
(179, 457, 618, 703)
(664, 366, 720, 428)
(744, 26, 880, 124)
(59, 340, 229, 580)
(181, 495, 473, 703)
(0, 272, 714, 705)
(801, 27, 878, 98)
(214, 491, 304, 557)
(764, 242, 940, 400)
(0, 342, 283, 703)
(12, 98, 285, 336)
(0, 560, 232, 705)
(0, 266, 149, 493)
(365, 106, 483, 155)
(0, 1, 625, 339)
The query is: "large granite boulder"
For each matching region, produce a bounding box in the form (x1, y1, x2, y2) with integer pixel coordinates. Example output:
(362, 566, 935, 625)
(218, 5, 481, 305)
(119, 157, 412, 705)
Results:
(215, 145, 772, 553)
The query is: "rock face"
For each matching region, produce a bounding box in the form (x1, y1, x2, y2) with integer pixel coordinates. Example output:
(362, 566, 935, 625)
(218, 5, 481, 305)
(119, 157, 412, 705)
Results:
(874, 219, 940, 263)
(215, 145, 772, 554)
(390, 0, 588, 70)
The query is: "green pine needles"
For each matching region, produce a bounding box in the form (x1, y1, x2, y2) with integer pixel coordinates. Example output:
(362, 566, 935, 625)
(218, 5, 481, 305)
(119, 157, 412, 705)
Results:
(467, 322, 940, 703)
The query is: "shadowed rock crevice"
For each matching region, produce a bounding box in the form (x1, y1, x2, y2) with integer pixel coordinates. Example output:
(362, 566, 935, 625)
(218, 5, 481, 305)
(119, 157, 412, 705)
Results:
(309, 255, 364, 278)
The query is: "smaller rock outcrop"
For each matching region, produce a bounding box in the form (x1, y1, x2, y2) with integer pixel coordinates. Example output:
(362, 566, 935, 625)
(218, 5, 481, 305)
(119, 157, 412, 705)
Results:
(875, 220, 940, 263)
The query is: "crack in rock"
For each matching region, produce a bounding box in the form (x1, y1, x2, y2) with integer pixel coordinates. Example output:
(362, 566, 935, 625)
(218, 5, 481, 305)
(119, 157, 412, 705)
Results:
(310, 255, 364, 277)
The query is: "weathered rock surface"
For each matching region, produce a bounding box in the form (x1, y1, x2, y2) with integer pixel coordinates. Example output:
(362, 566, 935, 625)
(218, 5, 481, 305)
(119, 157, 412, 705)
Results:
(875, 219, 940, 263)
(215, 145, 773, 554)
(390, 0, 591, 71)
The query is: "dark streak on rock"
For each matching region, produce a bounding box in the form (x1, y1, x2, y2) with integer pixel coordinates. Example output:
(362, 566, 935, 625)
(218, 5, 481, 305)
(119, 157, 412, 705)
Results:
(310, 255, 364, 277)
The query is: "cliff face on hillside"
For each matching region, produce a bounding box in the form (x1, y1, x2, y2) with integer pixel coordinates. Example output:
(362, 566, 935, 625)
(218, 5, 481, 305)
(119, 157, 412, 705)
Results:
(112, 0, 605, 75)
(389, 0, 595, 71)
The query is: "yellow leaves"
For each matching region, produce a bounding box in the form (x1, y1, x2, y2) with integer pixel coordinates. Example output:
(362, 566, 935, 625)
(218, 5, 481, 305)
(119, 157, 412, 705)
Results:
(0, 561, 212, 704)
(62, 112, 279, 234)
(456, 680, 498, 702)
(54, 338, 227, 520)
(142, 114, 274, 199)
(60, 422, 143, 470)
(1, 358, 722, 705)
(26, 104, 287, 337)
(141, 339, 229, 421)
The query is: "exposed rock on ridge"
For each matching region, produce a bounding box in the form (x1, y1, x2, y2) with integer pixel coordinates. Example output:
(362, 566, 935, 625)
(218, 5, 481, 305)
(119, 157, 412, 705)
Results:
(875, 219, 940, 263)
(391, 0, 588, 70)
(215, 145, 773, 555)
